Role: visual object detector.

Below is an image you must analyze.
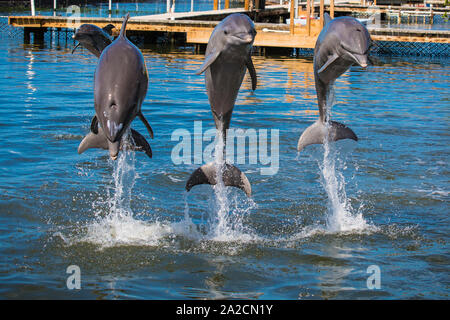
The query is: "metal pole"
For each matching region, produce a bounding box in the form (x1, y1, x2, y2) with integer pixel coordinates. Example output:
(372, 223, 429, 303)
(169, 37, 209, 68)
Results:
(167, 0, 170, 13)
(109, 0, 112, 15)
(30, 0, 35, 16)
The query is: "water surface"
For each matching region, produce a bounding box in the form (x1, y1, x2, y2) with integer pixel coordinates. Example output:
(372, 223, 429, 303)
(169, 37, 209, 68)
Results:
(0, 18, 449, 299)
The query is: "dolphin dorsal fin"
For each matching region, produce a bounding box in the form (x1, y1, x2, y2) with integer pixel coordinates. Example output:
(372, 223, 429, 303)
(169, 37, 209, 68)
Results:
(196, 50, 221, 75)
(318, 53, 339, 74)
(324, 13, 332, 26)
(120, 13, 130, 38)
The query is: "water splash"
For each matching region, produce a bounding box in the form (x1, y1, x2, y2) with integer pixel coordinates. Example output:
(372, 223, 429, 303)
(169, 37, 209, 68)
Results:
(205, 129, 257, 241)
(319, 87, 372, 233)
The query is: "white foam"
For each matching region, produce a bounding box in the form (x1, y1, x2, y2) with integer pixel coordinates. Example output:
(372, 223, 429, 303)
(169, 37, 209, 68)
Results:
(317, 87, 376, 234)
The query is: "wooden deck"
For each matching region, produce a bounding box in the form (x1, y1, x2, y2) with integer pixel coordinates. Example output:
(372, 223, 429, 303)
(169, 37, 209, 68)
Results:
(7, 4, 450, 49)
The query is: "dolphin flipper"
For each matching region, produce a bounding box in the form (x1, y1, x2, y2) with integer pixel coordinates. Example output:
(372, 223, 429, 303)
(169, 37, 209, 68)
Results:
(130, 128, 152, 158)
(186, 162, 252, 197)
(246, 56, 257, 91)
(297, 120, 358, 152)
(71, 42, 81, 54)
(138, 112, 154, 139)
(196, 50, 221, 75)
(318, 53, 339, 74)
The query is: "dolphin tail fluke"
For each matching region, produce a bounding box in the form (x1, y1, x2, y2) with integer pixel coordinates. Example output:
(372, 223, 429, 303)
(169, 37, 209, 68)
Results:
(130, 128, 152, 158)
(78, 131, 109, 154)
(186, 162, 252, 197)
(297, 120, 358, 152)
(78, 127, 152, 159)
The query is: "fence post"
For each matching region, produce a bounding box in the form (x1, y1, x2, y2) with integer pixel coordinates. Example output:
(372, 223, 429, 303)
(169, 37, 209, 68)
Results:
(225, 0, 230, 9)
(214, 0, 218, 10)
(30, 0, 35, 16)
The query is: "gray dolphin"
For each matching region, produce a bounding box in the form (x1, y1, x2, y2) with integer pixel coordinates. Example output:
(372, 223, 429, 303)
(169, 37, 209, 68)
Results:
(185, 13, 257, 197)
(72, 23, 115, 57)
(297, 13, 371, 152)
(78, 14, 153, 160)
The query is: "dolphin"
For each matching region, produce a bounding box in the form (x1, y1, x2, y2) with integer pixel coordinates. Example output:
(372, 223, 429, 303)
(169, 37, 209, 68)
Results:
(78, 14, 154, 160)
(72, 23, 115, 57)
(297, 13, 371, 152)
(185, 13, 257, 197)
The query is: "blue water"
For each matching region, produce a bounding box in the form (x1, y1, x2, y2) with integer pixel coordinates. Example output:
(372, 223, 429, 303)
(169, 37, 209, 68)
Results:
(0, 13, 449, 299)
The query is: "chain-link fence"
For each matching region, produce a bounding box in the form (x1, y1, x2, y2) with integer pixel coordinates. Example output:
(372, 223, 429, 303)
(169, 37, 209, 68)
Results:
(371, 40, 449, 57)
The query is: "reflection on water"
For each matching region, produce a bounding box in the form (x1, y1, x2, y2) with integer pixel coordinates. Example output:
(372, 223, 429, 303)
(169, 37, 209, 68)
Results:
(0, 26, 448, 299)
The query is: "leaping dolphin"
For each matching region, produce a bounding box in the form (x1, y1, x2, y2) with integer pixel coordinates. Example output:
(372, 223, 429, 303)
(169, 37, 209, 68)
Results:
(78, 14, 154, 160)
(185, 13, 257, 197)
(72, 23, 115, 57)
(297, 13, 371, 152)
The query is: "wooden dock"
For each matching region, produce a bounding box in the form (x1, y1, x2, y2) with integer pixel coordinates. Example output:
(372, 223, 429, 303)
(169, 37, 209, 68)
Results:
(7, 2, 450, 49)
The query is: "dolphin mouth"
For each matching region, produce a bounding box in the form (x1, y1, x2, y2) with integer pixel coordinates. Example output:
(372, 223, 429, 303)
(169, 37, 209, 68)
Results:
(231, 34, 254, 44)
(346, 51, 368, 69)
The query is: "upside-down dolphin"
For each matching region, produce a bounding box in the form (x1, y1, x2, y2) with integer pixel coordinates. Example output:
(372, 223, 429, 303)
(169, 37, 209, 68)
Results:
(78, 14, 154, 160)
(185, 13, 257, 197)
(72, 23, 115, 57)
(297, 13, 371, 152)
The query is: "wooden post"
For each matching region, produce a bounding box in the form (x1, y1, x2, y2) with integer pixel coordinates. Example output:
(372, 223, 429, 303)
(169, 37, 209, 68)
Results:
(290, 0, 295, 35)
(330, 0, 334, 19)
(306, 0, 311, 36)
(245, 0, 249, 11)
(320, 0, 324, 28)
(430, 5, 434, 24)
(225, 0, 230, 9)
(374, 0, 377, 5)
(214, 0, 218, 10)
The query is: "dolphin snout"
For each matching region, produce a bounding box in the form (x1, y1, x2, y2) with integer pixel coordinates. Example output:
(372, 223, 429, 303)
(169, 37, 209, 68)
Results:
(232, 33, 254, 44)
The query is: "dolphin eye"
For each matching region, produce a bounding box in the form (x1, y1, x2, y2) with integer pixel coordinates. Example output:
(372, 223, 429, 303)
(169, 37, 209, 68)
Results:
(224, 29, 229, 35)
